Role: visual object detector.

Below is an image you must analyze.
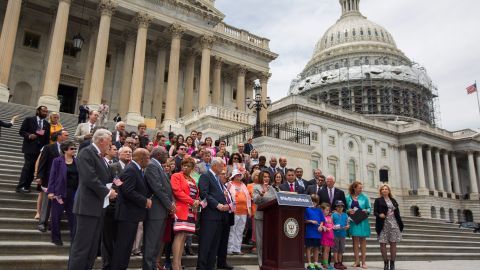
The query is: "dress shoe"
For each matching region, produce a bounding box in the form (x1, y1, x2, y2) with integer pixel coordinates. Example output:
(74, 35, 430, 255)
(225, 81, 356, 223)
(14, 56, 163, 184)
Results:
(52, 240, 63, 246)
(217, 264, 234, 270)
(185, 246, 196, 255)
(16, 187, 31, 193)
(37, 224, 47, 232)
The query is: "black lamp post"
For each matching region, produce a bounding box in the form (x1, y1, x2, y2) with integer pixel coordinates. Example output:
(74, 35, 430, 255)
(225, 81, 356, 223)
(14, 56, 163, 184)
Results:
(246, 83, 272, 138)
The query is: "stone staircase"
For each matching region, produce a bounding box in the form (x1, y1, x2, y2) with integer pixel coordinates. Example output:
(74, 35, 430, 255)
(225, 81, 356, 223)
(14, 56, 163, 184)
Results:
(0, 102, 480, 269)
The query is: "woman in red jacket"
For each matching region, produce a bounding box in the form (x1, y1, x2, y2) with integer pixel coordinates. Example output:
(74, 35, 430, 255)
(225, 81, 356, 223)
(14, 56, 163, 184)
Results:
(170, 157, 200, 270)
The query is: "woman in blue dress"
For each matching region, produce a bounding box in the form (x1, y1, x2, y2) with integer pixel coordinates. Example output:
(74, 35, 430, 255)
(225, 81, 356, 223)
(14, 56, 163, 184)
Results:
(346, 181, 371, 269)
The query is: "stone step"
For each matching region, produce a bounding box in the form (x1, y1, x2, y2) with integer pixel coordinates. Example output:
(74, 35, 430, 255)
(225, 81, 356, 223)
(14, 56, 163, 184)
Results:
(0, 207, 37, 219)
(0, 190, 39, 200)
(0, 217, 69, 230)
(0, 198, 37, 209)
(0, 149, 23, 156)
(402, 232, 480, 241)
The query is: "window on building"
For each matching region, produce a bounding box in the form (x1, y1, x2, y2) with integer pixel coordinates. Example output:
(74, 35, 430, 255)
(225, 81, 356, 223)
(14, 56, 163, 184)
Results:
(367, 145, 373, 154)
(335, 63, 339, 69)
(368, 29, 372, 36)
(348, 159, 356, 183)
(348, 141, 354, 150)
(232, 89, 237, 100)
(106, 54, 111, 68)
(311, 132, 318, 141)
(367, 167, 375, 187)
(328, 136, 335, 146)
(327, 158, 337, 180)
(63, 41, 77, 57)
(164, 71, 169, 82)
(381, 148, 387, 157)
(23, 31, 41, 49)
(360, 28, 364, 35)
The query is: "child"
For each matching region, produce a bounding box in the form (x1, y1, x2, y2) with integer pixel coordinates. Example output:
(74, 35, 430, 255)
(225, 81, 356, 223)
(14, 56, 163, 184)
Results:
(304, 194, 325, 270)
(319, 203, 335, 269)
(332, 200, 350, 270)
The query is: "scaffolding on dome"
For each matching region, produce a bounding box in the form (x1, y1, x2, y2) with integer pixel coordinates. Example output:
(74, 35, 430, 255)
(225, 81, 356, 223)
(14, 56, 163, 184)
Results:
(290, 63, 440, 126)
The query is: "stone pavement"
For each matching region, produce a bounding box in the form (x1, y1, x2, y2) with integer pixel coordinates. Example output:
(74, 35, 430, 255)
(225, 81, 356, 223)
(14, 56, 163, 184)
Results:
(182, 260, 479, 270)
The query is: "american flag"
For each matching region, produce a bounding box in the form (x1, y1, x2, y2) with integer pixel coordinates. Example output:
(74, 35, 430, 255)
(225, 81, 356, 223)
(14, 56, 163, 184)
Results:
(466, 83, 477, 94)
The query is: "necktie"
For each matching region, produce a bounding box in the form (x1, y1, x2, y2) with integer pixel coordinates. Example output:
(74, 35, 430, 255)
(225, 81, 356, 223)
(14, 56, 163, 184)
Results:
(215, 175, 223, 191)
(290, 183, 294, 192)
(329, 188, 333, 205)
(206, 164, 210, 171)
(90, 124, 94, 132)
(38, 119, 42, 130)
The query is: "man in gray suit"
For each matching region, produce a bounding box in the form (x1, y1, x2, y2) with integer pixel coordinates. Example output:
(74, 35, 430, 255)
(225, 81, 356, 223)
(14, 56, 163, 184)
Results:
(68, 129, 117, 270)
(74, 110, 99, 143)
(195, 150, 212, 175)
(143, 147, 175, 270)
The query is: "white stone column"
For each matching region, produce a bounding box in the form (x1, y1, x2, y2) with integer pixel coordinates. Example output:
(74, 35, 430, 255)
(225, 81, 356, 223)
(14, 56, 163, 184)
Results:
(434, 149, 444, 193)
(259, 72, 270, 123)
(467, 151, 479, 198)
(87, 0, 117, 110)
(37, 0, 73, 111)
(80, 19, 99, 104)
(399, 145, 410, 189)
(212, 57, 222, 105)
(117, 30, 136, 117)
(152, 40, 168, 124)
(476, 154, 480, 196)
(198, 35, 214, 109)
(443, 151, 452, 193)
(0, 0, 23, 102)
(163, 24, 185, 124)
(451, 153, 460, 194)
(183, 49, 196, 116)
(125, 12, 152, 126)
(425, 146, 435, 192)
(236, 65, 247, 111)
(416, 144, 427, 193)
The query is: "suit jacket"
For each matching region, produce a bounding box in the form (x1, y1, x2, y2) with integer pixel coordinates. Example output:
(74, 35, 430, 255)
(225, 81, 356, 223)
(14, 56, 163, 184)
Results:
(296, 178, 310, 192)
(0, 120, 12, 137)
(252, 184, 277, 220)
(47, 156, 77, 198)
(306, 184, 324, 196)
(74, 122, 95, 142)
(115, 162, 148, 222)
(373, 197, 404, 235)
(37, 143, 62, 187)
(279, 181, 305, 194)
(144, 159, 173, 220)
(19, 116, 50, 154)
(319, 187, 346, 209)
(198, 170, 228, 221)
(73, 144, 111, 217)
(138, 134, 149, 149)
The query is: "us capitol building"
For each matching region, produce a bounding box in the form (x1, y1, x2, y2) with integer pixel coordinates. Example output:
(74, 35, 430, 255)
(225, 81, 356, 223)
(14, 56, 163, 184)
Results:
(0, 0, 478, 222)
(264, 0, 480, 222)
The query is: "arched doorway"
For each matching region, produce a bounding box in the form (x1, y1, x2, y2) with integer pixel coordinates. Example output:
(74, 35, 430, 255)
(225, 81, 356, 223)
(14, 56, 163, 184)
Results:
(448, 208, 454, 223)
(410, 205, 420, 217)
(431, 206, 437, 218)
(12, 81, 33, 106)
(464, 210, 474, 222)
(440, 207, 445, 219)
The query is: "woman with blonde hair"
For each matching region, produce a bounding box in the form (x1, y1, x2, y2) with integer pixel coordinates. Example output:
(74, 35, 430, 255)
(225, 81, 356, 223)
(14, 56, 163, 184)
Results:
(374, 184, 404, 270)
(48, 112, 63, 144)
(346, 181, 371, 268)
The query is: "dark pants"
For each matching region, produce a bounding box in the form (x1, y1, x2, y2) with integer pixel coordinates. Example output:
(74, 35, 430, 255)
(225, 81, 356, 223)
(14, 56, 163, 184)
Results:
(197, 218, 223, 270)
(17, 153, 39, 190)
(217, 221, 231, 267)
(68, 214, 104, 270)
(111, 220, 139, 270)
(101, 206, 117, 270)
(39, 191, 51, 227)
(50, 190, 75, 243)
(143, 218, 167, 270)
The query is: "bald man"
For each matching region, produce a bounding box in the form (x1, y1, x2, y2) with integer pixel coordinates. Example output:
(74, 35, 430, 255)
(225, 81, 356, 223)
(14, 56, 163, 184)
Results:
(111, 148, 151, 270)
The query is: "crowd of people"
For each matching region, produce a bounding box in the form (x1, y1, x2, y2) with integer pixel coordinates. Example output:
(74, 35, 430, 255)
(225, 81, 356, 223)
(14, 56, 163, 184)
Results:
(10, 105, 404, 270)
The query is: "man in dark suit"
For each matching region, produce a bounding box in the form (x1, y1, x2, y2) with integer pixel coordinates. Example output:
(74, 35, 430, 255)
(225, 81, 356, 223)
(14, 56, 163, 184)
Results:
(143, 147, 175, 270)
(37, 130, 69, 232)
(111, 121, 126, 148)
(319, 175, 346, 210)
(16, 106, 50, 193)
(101, 146, 132, 270)
(111, 148, 151, 270)
(266, 156, 277, 180)
(217, 168, 234, 270)
(294, 167, 310, 192)
(280, 169, 306, 194)
(68, 129, 117, 270)
(197, 157, 230, 270)
(306, 172, 326, 196)
(276, 156, 289, 176)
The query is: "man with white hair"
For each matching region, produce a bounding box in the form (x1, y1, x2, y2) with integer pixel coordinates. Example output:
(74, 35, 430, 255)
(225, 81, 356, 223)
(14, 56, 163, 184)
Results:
(319, 175, 346, 209)
(68, 129, 117, 270)
(112, 121, 126, 148)
(197, 157, 230, 270)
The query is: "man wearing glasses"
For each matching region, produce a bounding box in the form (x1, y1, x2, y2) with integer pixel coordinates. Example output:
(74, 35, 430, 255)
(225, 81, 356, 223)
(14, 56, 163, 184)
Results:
(174, 144, 187, 172)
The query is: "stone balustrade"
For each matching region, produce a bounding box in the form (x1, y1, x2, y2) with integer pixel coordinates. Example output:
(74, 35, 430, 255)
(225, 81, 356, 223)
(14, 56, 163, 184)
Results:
(215, 22, 270, 50)
(180, 104, 256, 126)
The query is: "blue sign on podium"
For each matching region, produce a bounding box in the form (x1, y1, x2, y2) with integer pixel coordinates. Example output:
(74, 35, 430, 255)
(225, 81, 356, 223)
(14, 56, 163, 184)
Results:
(275, 192, 313, 208)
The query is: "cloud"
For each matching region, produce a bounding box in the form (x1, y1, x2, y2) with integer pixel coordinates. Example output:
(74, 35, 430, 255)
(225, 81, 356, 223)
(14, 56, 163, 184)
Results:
(215, 0, 480, 131)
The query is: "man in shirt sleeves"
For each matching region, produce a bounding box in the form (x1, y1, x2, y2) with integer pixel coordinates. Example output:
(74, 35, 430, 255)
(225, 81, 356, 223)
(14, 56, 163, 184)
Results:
(68, 129, 117, 270)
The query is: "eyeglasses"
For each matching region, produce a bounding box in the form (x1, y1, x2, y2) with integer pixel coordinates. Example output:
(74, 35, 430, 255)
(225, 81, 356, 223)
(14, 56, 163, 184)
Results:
(232, 157, 240, 160)
(179, 148, 186, 150)
(68, 148, 76, 151)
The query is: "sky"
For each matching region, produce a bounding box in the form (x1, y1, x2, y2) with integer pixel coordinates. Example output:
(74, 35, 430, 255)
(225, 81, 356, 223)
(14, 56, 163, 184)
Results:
(215, 0, 480, 131)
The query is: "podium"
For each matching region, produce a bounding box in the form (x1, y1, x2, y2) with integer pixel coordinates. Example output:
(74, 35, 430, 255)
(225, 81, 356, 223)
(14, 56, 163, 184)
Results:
(257, 192, 312, 270)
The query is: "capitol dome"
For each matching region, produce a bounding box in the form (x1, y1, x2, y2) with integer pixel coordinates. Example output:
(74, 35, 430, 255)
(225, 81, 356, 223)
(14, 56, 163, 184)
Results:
(289, 0, 439, 125)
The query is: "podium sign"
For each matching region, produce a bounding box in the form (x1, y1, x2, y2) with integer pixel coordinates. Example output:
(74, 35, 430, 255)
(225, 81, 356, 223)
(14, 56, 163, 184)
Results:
(259, 195, 311, 270)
